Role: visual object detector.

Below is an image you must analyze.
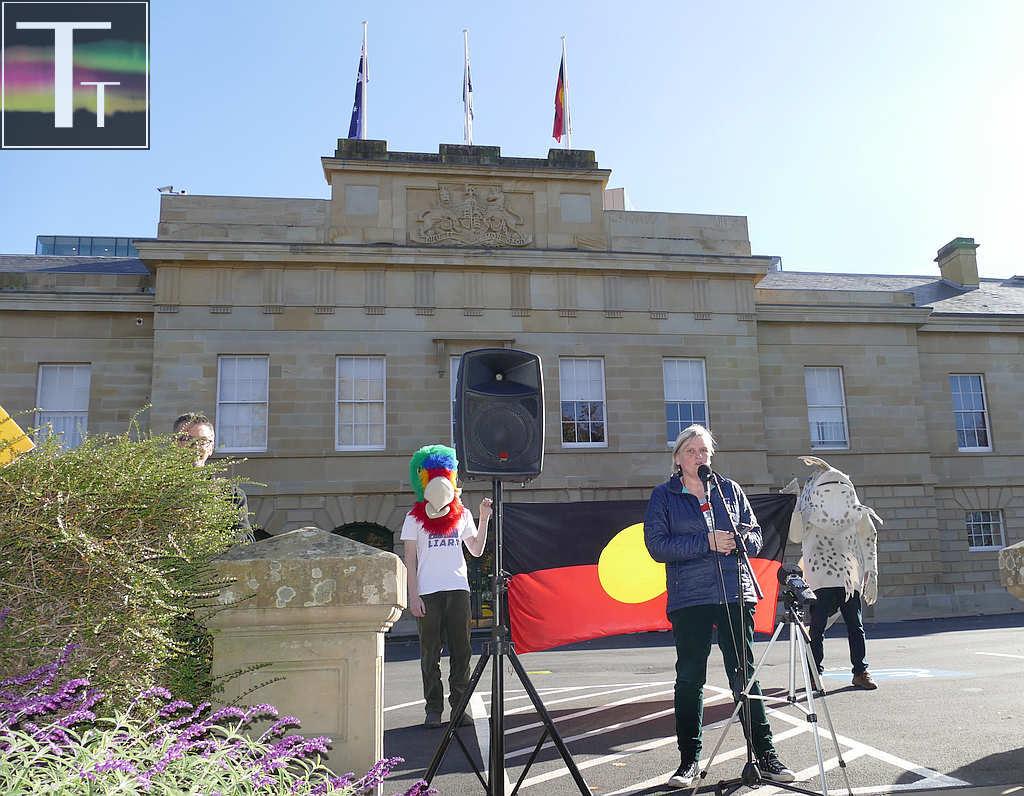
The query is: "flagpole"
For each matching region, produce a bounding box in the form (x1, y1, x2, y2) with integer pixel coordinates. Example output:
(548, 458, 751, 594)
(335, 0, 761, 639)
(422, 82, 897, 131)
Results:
(463, 29, 472, 145)
(360, 21, 368, 139)
(561, 35, 571, 149)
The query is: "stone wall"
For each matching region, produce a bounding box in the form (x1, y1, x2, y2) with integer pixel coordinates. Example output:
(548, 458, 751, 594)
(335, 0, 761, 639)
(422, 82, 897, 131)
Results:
(0, 309, 154, 435)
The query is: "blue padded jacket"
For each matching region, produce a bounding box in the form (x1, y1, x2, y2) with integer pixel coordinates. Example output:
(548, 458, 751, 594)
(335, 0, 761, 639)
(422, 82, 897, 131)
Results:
(644, 471, 762, 614)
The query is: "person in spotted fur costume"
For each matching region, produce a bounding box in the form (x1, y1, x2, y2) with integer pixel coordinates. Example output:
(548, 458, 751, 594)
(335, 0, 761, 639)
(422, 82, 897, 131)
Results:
(400, 444, 492, 728)
(788, 456, 882, 690)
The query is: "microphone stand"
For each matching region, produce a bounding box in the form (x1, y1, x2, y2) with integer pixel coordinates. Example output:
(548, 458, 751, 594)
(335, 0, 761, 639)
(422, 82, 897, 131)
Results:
(701, 468, 765, 790)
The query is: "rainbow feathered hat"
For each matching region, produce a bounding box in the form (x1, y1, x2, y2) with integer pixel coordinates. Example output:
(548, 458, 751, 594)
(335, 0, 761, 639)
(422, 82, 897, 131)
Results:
(408, 444, 464, 536)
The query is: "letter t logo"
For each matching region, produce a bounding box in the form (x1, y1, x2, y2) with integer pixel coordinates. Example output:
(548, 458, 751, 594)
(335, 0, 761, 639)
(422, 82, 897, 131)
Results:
(16, 21, 111, 127)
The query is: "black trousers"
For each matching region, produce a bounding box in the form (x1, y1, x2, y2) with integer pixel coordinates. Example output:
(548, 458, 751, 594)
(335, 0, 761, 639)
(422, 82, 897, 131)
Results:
(668, 602, 775, 762)
(416, 589, 472, 716)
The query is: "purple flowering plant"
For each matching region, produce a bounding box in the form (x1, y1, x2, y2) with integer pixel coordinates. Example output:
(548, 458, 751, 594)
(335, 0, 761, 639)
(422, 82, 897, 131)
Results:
(0, 612, 434, 795)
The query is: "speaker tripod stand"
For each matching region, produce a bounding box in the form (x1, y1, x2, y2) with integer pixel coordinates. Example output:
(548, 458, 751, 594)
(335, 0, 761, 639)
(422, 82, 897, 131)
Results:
(424, 479, 589, 796)
(692, 600, 854, 796)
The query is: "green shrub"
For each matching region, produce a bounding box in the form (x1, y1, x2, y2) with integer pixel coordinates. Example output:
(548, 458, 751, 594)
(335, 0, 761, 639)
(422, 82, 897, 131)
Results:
(0, 427, 250, 707)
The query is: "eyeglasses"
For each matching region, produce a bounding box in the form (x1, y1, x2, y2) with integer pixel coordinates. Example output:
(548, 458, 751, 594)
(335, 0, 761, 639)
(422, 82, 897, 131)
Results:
(176, 434, 214, 447)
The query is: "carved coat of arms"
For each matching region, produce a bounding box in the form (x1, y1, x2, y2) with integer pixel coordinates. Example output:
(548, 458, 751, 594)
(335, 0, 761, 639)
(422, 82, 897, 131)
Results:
(414, 185, 532, 247)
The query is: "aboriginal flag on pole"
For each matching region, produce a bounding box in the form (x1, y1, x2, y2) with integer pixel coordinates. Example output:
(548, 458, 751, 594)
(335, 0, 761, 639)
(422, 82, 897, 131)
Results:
(552, 54, 567, 142)
(504, 495, 795, 653)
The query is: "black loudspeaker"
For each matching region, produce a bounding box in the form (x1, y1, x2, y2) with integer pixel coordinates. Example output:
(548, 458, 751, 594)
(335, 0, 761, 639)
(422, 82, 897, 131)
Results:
(454, 348, 544, 480)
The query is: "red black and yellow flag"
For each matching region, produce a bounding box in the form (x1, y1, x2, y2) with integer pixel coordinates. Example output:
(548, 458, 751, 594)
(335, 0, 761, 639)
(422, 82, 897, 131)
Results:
(552, 55, 567, 142)
(504, 495, 796, 653)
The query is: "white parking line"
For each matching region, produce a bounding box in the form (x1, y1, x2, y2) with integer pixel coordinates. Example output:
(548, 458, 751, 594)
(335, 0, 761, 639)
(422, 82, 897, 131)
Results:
(388, 679, 971, 793)
(505, 687, 677, 737)
(976, 651, 1024, 659)
(602, 725, 809, 796)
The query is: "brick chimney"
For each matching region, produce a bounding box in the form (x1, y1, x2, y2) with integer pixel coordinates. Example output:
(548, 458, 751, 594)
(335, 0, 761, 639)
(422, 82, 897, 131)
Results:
(935, 237, 979, 288)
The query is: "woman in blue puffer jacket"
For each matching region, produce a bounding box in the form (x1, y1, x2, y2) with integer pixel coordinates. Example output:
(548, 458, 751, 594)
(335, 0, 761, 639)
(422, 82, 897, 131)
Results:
(644, 424, 795, 788)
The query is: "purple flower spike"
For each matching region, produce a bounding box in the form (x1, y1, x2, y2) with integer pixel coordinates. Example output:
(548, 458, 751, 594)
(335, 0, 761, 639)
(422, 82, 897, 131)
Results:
(132, 685, 173, 705)
(209, 705, 247, 722)
(158, 699, 193, 717)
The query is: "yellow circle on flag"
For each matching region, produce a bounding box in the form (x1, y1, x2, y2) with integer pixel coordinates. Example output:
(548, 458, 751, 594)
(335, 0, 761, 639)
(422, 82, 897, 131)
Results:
(597, 523, 666, 604)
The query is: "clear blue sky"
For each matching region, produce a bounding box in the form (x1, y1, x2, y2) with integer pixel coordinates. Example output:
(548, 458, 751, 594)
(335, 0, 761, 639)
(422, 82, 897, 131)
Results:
(2, 0, 1021, 278)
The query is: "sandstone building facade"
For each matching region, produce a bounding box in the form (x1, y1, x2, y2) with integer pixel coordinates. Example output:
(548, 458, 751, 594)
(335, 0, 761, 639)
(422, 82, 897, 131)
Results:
(2, 140, 1021, 623)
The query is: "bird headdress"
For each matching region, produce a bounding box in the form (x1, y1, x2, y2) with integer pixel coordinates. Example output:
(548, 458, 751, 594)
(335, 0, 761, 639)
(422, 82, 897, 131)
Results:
(408, 444, 464, 537)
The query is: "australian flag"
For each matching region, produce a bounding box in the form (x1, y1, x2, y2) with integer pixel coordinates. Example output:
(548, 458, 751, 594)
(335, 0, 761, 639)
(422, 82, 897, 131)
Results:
(347, 50, 366, 139)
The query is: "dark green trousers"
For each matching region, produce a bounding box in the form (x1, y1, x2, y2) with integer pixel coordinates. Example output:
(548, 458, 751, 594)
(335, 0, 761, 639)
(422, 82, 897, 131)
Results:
(668, 602, 775, 762)
(416, 589, 472, 716)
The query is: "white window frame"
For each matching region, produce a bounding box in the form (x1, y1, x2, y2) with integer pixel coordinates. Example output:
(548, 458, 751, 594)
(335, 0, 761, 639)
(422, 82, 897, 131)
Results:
(558, 357, 608, 449)
(450, 355, 461, 446)
(336, 355, 386, 452)
(215, 355, 270, 453)
(35, 363, 91, 449)
(804, 366, 850, 450)
(663, 358, 709, 445)
(950, 374, 993, 452)
(966, 509, 1005, 551)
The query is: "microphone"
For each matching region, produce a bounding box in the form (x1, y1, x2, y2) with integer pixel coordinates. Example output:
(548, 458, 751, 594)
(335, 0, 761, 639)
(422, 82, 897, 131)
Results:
(696, 464, 713, 485)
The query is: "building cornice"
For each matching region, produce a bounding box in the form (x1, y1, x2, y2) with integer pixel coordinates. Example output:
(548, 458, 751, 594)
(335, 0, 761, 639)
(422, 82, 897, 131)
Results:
(321, 141, 612, 185)
(134, 239, 774, 277)
(322, 157, 612, 184)
(0, 293, 154, 313)
(755, 303, 933, 325)
(919, 314, 1024, 333)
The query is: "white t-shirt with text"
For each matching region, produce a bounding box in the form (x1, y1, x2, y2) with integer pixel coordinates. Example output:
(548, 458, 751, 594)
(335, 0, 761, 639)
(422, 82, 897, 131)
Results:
(400, 508, 478, 596)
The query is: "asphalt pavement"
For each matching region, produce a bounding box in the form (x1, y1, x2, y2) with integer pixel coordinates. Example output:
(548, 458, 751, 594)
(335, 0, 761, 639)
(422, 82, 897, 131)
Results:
(381, 613, 1024, 796)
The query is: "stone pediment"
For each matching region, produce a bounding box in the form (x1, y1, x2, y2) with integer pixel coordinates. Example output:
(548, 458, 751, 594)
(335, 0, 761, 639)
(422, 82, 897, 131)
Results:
(410, 183, 533, 248)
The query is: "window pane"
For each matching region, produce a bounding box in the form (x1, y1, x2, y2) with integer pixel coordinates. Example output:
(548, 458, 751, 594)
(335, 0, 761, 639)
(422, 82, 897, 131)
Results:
(951, 374, 989, 449)
(336, 356, 386, 448)
(559, 360, 575, 396)
(216, 357, 268, 450)
(559, 359, 606, 445)
(664, 359, 705, 401)
(337, 360, 353, 400)
(37, 412, 87, 449)
(967, 510, 1004, 548)
(809, 407, 846, 446)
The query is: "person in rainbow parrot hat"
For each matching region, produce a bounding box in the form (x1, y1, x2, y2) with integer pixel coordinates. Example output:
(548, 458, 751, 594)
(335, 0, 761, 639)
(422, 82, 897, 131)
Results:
(400, 444, 492, 729)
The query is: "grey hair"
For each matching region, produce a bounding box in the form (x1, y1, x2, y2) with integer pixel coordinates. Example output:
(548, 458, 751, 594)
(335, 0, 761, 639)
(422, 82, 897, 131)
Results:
(670, 424, 716, 474)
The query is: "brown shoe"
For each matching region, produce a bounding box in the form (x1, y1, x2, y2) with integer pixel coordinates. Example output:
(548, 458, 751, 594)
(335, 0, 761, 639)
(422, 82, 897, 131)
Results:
(852, 672, 878, 690)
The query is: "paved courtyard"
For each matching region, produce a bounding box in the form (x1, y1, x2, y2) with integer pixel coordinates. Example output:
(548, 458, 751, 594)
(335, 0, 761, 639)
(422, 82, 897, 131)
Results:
(381, 613, 1024, 795)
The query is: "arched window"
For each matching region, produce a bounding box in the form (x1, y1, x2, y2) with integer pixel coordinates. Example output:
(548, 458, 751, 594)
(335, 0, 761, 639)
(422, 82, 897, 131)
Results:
(332, 522, 394, 553)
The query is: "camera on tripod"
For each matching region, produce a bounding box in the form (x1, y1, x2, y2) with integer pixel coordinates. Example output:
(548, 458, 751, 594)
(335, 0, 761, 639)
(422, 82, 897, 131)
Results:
(777, 564, 816, 606)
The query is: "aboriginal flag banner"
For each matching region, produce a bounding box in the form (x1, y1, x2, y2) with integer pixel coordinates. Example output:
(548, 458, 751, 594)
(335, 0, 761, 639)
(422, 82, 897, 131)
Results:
(504, 495, 796, 653)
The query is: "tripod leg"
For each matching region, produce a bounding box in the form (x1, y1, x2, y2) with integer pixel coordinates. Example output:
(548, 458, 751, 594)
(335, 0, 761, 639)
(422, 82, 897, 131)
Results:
(425, 647, 491, 784)
(793, 620, 855, 796)
(698, 619, 787, 783)
(490, 642, 505, 794)
(507, 649, 590, 796)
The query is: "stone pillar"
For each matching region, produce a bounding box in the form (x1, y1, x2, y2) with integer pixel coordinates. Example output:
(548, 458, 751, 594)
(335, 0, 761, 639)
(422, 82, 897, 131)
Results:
(203, 527, 406, 776)
(999, 539, 1024, 601)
